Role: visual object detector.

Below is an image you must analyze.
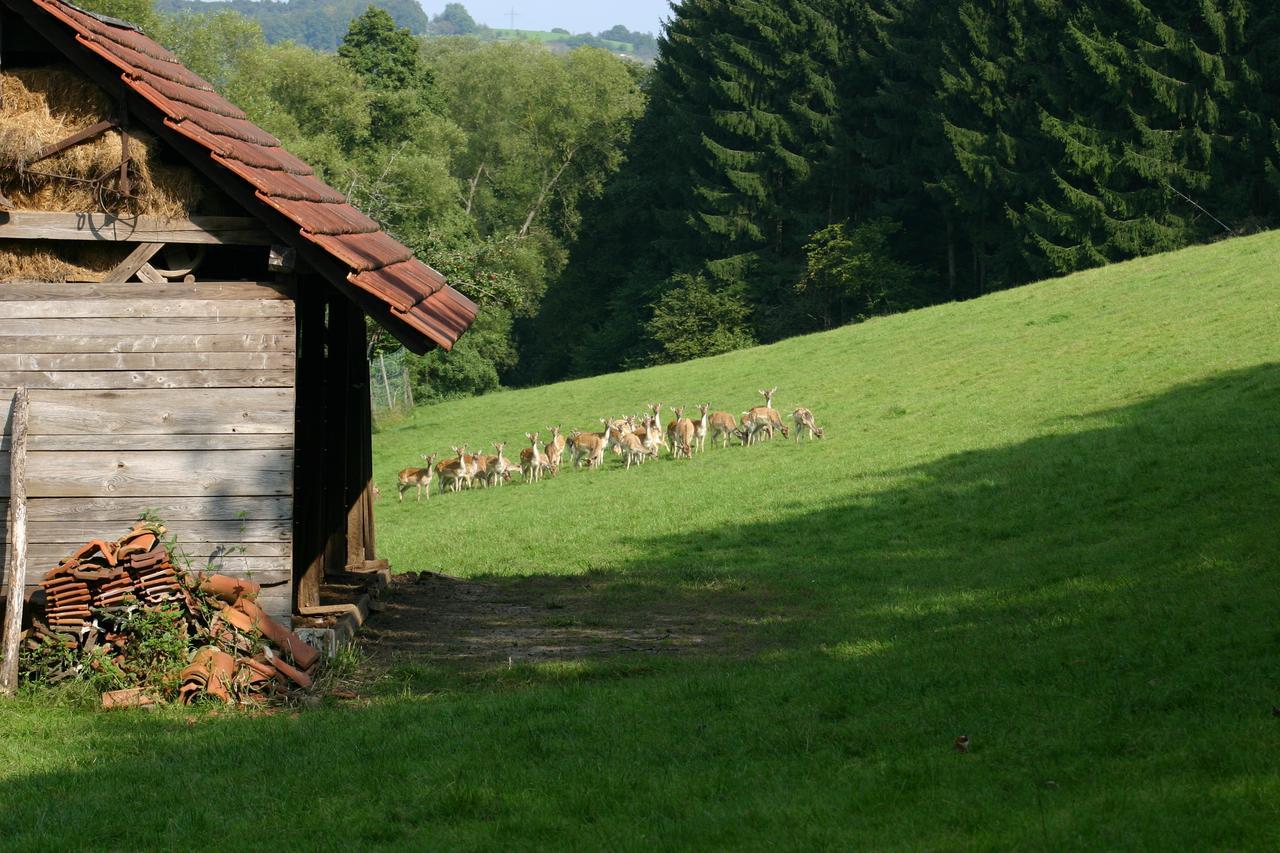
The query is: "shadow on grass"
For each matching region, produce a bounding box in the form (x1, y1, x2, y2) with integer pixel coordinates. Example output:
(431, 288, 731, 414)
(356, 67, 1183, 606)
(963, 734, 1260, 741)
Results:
(3, 364, 1278, 849)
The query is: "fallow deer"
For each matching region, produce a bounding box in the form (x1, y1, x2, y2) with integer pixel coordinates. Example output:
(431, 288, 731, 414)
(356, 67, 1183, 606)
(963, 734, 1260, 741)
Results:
(691, 403, 710, 453)
(671, 406, 696, 458)
(744, 386, 788, 440)
(436, 445, 473, 492)
(544, 425, 567, 475)
(396, 453, 436, 502)
(708, 408, 740, 448)
(618, 430, 649, 469)
(791, 407, 825, 440)
(520, 432, 545, 483)
(483, 441, 515, 486)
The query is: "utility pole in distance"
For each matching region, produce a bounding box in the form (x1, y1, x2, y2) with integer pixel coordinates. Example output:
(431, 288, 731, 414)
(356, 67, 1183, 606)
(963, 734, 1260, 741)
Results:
(506, 7, 517, 30)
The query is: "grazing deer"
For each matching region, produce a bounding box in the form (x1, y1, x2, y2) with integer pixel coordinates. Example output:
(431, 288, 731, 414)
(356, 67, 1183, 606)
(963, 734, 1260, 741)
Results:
(544, 425, 567, 476)
(739, 410, 774, 446)
(708, 408, 740, 448)
(520, 432, 545, 483)
(396, 453, 436, 502)
(671, 406, 696, 458)
(436, 445, 472, 492)
(792, 407, 825, 440)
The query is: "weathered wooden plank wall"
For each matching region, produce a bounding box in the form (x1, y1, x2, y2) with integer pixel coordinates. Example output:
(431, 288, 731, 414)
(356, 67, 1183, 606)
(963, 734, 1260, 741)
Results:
(0, 281, 295, 617)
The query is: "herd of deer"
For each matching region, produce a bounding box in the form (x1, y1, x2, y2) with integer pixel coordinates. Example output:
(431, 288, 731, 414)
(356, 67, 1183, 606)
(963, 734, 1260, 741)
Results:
(394, 386, 824, 502)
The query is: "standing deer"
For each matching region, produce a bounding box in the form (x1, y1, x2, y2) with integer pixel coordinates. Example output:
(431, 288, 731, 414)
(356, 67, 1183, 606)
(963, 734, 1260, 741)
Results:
(396, 453, 436, 502)
(691, 403, 710, 453)
(640, 415, 664, 459)
(618, 430, 648, 469)
(568, 427, 606, 470)
(544, 425, 567, 476)
(436, 445, 473, 492)
(671, 406, 696, 458)
(520, 432, 545, 483)
(791, 407, 825, 440)
(482, 441, 516, 486)
(744, 386, 788, 441)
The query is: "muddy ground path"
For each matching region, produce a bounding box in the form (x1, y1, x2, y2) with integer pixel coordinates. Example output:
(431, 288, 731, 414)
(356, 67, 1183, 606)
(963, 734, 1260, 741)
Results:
(355, 571, 783, 676)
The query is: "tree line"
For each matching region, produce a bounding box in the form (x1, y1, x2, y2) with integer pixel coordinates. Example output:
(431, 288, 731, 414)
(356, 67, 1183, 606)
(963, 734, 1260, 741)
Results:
(518, 0, 1280, 383)
(72, 0, 1280, 397)
(80, 0, 646, 401)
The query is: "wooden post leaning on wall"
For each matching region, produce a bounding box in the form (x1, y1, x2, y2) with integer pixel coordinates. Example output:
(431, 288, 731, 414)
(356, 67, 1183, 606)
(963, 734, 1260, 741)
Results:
(0, 388, 31, 696)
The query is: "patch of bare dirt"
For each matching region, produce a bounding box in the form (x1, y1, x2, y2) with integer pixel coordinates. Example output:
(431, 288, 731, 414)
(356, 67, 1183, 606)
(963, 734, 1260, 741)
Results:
(357, 571, 776, 669)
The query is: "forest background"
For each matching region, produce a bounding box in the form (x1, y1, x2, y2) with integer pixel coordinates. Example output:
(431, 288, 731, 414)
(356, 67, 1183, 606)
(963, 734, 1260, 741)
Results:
(71, 0, 1280, 400)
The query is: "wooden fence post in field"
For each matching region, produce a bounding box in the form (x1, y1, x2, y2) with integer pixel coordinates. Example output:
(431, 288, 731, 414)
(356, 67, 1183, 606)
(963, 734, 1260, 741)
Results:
(379, 352, 392, 409)
(0, 387, 30, 696)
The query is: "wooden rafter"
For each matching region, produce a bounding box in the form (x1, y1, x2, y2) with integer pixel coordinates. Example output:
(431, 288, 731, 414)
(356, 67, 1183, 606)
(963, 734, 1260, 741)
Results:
(0, 211, 272, 245)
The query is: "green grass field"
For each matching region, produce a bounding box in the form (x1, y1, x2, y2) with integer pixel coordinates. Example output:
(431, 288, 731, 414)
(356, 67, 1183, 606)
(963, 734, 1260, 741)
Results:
(3, 232, 1279, 848)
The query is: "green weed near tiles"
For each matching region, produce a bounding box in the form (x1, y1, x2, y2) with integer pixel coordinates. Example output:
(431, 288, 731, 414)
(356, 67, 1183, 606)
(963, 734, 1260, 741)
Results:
(4, 232, 1280, 848)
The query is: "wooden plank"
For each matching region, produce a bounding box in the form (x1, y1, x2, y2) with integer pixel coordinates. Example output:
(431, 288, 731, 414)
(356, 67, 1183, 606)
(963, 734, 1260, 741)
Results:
(0, 282, 293, 301)
(0, 352, 294, 372)
(15, 562, 290, 582)
(0, 387, 28, 695)
(0, 369, 294, 390)
(5, 434, 295, 451)
(19, 518, 290, 543)
(0, 317, 293, 336)
(135, 263, 166, 284)
(13, 544, 291, 564)
(0, 299, 295, 319)
(0, 335, 295, 354)
(102, 242, 163, 283)
(13, 496, 292, 522)
(3, 450, 294, 497)
(0, 211, 273, 245)
(23, 388, 294, 434)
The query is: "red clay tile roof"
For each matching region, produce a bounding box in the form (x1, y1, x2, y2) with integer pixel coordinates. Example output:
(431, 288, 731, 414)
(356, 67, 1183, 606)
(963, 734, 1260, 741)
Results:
(22, 0, 476, 350)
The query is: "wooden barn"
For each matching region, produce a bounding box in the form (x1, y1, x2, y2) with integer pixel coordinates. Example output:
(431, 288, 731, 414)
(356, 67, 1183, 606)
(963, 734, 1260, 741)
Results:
(0, 0, 476, 620)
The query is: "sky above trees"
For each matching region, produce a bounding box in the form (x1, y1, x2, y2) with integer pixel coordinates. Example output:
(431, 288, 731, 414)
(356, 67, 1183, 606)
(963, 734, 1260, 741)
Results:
(424, 0, 670, 35)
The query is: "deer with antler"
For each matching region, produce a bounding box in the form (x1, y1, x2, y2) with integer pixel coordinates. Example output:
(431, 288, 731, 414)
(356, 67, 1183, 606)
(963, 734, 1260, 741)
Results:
(396, 453, 436, 502)
(743, 386, 788, 441)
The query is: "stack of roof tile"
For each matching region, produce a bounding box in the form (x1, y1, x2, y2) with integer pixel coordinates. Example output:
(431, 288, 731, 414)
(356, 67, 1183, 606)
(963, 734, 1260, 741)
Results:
(22, 522, 322, 706)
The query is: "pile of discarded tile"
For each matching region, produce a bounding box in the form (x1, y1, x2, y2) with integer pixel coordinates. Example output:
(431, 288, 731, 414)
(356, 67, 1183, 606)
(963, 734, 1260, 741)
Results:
(22, 522, 320, 708)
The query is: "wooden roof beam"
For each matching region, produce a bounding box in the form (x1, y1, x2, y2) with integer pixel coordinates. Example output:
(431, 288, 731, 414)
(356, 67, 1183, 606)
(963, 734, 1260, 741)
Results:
(0, 211, 273, 245)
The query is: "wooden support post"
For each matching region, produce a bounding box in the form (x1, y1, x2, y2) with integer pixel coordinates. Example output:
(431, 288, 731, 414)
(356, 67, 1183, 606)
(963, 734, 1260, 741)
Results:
(0, 387, 30, 696)
(102, 242, 162, 283)
(293, 283, 326, 610)
(345, 307, 369, 567)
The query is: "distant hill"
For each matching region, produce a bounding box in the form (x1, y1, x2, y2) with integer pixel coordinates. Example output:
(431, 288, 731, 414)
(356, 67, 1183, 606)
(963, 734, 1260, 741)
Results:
(153, 0, 430, 51)
(485, 27, 658, 62)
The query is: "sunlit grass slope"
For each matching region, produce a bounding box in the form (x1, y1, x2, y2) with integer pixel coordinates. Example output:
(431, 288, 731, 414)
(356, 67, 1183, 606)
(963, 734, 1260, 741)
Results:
(374, 232, 1278, 585)
(3, 233, 1278, 849)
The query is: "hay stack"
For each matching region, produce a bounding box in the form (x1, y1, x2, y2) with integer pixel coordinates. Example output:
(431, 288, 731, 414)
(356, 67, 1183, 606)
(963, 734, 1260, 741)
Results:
(1, 65, 206, 281)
